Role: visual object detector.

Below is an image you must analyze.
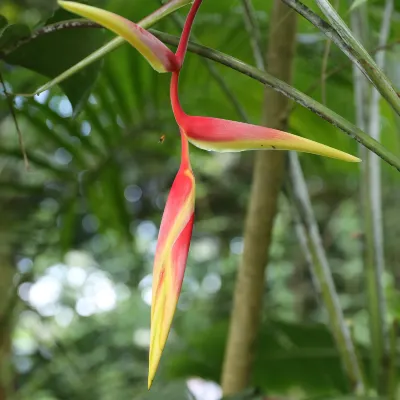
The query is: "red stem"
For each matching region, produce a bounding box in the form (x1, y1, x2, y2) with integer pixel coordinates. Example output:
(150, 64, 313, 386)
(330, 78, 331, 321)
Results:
(171, 0, 203, 122)
(180, 128, 191, 168)
(170, 71, 186, 122)
(173, 0, 203, 167)
(171, 72, 191, 167)
(175, 0, 203, 67)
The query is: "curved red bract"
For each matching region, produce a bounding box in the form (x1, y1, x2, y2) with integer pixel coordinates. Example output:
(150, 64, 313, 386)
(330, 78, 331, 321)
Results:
(149, 132, 195, 388)
(58, 1, 179, 72)
(170, 72, 360, 162)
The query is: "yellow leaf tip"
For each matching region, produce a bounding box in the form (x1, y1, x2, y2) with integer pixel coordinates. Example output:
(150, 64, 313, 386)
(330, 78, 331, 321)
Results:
(345, 154, 361, 163)
(57, 1, 77, 11)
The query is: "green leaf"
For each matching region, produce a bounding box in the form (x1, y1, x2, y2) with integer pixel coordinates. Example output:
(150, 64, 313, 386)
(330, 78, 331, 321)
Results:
(59, 195, 79, 255)
(86, 160, 132, 241)
(167, 320, 352, 395)
(3, 9, 105, 115)
(0, 23, 30, 49)
(348, 0, 368, 13)
(0, 14, 8, 32)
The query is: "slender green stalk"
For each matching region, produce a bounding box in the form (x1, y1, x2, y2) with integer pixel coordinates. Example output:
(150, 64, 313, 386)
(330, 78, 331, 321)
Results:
(241, 0, 265, 71)
(366, 0, 393, 391)
(388, 320, 399, 400)
(280, 0, 400, 117)
(0, 71, 28, 169)
(315, 0, 400, 116)
(351, 0, 393, 391)
(350, 4, 379, 390)
(280, 0, 366, 76)
(288, 152, 365, 394)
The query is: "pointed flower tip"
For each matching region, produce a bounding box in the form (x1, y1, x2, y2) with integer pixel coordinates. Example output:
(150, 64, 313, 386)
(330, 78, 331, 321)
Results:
(57, 1, 178, 72)
(149, 137, 195, 385)
(147, 374, 153, 390)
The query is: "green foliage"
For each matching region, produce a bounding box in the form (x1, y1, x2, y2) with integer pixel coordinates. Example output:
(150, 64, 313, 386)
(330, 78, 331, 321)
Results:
(167, 320, 350, 394)
(1, 9, 105, 114)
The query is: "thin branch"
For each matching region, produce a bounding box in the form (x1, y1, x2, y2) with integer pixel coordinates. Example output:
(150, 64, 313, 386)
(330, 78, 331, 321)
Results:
(350, 5, 383, 389)
(0, 70, 29, 169)
(0, 19, 100, 57)
(281, 0, 400, 117)
(288, 152, 365, 393)
(366, 0, 393, 390)
(314, 0, 400, 116)
(241, 0, 265, 71)
(321, 39, 332, 105)
(320, 0, 338, 105)
(388, 320, 399, 400)
(303, 39, 400, 100)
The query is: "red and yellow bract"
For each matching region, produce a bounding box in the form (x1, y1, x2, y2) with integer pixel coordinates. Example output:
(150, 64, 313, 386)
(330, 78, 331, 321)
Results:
(59, 0, 360, 388)
(149, 132, 194, 387)
(58, 1, 179, 72)
(170, 72, 360, 162)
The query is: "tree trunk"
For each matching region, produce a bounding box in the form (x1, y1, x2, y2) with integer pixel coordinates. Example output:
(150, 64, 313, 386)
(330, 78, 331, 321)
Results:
(0, 250, 14, 400)
(220, 1, 297, 395)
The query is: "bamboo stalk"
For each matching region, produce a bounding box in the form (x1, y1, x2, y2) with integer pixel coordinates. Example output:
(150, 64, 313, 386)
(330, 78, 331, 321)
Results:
(288, 153, 365, 393)
(280, 0, 400, 116)
(221, 1, 297, 394)
(350, 0, 393, 390)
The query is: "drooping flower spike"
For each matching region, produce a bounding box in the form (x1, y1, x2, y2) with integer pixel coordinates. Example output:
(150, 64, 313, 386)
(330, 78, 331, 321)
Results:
(151, 0, 360, 384)
(148, 131, 195, 388)
(58, 1, 179, 72)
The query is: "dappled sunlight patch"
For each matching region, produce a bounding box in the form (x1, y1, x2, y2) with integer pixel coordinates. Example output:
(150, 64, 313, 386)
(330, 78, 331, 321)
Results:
(187, 378, 222, 400)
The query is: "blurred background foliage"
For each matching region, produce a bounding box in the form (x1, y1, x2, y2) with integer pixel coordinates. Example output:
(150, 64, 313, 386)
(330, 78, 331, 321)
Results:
(0, 0, 399, 399)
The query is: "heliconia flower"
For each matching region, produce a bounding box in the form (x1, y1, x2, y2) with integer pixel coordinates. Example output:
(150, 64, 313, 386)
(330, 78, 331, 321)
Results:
(170, 72, 360, 162)
(57, 1, 179, 72)
(58, 0, 360, 388)
(148, 131, 195, 388)
(148, 0, 360, 388)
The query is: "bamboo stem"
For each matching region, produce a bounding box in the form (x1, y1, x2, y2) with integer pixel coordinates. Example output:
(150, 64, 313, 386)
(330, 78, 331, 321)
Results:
(221, 1, 297, 394)
(281, 0, 400, 116)
(288, 153, 365, 393)
(350, 0, 393, 390)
